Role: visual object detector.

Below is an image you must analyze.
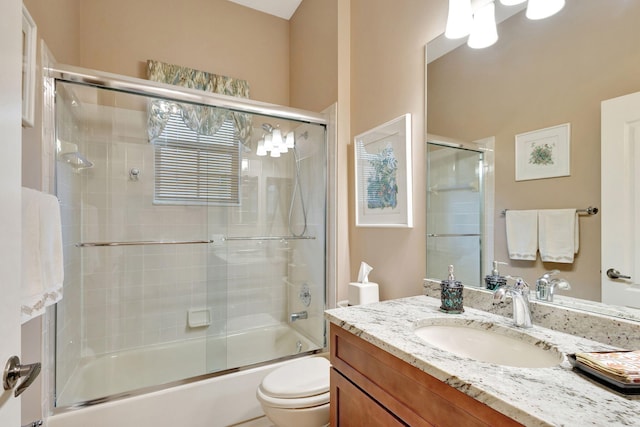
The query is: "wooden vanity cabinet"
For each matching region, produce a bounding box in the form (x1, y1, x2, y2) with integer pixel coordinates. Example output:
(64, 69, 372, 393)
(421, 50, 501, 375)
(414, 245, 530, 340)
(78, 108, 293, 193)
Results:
(329, 323, 523, 427)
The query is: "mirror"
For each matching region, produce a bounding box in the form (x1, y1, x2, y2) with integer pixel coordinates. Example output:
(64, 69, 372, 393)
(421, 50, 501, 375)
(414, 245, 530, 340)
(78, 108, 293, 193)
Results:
(426, 1, 640, 315)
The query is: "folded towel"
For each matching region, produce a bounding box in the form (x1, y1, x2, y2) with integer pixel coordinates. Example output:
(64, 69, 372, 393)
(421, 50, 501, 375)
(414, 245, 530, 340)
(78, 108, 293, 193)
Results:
(576, 351, 640, 383)
(538, 209, 578, 263)
(505, 210, 538, 260)
(21, 187, 64, 324)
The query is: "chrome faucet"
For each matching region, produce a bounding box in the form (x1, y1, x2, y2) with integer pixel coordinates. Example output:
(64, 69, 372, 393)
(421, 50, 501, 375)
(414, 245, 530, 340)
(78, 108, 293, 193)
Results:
(289, 311, 308, 322)
(493, 277, 533, 328)
(535, 270, 571, 302)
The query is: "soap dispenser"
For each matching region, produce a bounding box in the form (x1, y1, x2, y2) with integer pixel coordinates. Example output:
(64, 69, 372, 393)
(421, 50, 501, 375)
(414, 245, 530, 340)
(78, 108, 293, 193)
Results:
(485, 261, 507, 291)
(440, 265, 464, 314)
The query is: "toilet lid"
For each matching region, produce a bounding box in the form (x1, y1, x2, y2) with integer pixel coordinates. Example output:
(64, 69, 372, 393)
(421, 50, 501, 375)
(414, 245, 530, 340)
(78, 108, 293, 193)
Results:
(261, 357, 330, 399)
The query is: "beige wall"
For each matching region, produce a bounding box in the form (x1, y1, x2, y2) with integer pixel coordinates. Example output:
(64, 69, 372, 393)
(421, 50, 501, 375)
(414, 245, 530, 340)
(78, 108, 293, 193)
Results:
(348, 0, 447, 301)
(78, 0, 290, 105)
(427, 0, 640, 301)
(290, 0, 338, 112)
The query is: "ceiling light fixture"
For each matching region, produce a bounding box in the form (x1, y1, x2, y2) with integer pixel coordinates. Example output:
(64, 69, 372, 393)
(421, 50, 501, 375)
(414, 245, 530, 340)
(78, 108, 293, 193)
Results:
(445, 0, 474, 39)
(467, 1, 498, 49)
(256, 124, 295, 157)
(445, 0, 566, 50)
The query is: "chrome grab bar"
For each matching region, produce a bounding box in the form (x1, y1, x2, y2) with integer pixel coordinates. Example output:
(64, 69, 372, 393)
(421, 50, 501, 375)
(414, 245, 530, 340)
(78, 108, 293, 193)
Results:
(76, 235, 316, 247)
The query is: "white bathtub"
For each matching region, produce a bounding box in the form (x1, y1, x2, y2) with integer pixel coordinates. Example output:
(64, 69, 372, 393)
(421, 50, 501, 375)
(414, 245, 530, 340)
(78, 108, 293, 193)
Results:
(49, 324, 323, 427)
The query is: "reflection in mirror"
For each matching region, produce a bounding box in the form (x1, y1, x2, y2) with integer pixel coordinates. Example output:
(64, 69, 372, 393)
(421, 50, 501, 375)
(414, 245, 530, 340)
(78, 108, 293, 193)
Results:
(426, 139, 494, 288)
(426, 1, 640, 316)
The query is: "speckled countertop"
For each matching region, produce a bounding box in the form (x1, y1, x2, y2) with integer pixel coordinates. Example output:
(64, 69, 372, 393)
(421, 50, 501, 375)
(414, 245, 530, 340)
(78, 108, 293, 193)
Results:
(325, 296, 640, 427)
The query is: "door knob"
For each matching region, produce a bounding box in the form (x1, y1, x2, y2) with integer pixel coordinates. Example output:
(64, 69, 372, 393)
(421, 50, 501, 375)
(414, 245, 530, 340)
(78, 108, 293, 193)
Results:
(606, 268, 631, 280)
(3, 355, 41, 397)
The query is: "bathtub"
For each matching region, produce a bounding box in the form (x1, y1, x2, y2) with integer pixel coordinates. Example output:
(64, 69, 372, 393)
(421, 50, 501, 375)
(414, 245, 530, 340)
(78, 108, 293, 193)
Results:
(49, 323, 323, 427)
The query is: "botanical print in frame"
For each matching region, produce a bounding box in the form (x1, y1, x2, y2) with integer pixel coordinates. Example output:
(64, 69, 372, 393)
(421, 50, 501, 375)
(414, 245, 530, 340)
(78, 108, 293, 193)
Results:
(355, 114, 413, 227)
(515, 123, 570, 181)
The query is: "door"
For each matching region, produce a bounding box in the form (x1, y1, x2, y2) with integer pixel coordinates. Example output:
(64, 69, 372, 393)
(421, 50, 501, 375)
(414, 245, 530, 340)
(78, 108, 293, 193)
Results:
(0, 0, 26, 425)
(601, 91, 640, 308)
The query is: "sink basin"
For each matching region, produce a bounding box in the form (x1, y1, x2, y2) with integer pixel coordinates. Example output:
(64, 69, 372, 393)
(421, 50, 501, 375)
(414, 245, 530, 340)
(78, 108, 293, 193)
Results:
(414, 319, 563, 368)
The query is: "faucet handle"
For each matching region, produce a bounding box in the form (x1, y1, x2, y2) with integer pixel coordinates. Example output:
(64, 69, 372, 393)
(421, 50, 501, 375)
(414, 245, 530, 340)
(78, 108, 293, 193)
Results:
(541, 269, 560, 279)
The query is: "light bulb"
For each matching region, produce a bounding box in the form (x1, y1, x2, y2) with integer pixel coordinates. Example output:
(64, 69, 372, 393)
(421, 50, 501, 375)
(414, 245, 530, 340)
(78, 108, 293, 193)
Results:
(499, 0, 526, 5)
(285, 131, 295, 149)
(256, 138, 267, 156)
(445, 0, 473, 39)
(272, 128, 284, 147)
(279, 143, 288, 154)
(526, 0, 565, 20)
(270, 148, 281, 158)
(467, 1, 498, 49)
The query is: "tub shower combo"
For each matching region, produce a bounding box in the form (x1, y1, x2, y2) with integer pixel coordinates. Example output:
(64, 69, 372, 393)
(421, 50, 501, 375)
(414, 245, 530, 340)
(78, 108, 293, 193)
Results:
(47, 64, 332, 424)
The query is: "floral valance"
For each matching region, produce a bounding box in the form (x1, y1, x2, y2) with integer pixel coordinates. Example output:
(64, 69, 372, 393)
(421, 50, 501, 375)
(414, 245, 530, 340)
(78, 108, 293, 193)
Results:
(146, 60, 252, 145)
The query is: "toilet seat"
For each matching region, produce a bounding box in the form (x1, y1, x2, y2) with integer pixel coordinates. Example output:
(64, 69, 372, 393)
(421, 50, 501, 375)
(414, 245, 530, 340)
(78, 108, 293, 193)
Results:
(257, 386, 329, 409)
(257, 357, 330, 409)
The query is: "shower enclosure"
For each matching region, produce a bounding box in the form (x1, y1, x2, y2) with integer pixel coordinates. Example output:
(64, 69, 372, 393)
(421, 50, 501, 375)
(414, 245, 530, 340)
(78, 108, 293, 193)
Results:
(426, 141, 486, 287)
(50, 66, 330, 408)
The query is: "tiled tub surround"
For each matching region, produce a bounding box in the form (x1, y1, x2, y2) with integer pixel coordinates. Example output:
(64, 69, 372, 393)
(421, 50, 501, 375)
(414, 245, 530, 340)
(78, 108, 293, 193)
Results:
(325, 296, 640, 426)
(424, 280, 640, 348)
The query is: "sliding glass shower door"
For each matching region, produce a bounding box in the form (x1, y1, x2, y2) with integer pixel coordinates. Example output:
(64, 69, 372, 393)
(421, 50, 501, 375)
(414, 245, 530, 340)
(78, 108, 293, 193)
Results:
(426, 143, 484, 287)
(53, 76, 327, 408)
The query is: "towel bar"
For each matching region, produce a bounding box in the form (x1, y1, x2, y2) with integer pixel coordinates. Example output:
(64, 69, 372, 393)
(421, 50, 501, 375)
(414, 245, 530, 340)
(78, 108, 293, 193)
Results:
(500, 206, 598, 217)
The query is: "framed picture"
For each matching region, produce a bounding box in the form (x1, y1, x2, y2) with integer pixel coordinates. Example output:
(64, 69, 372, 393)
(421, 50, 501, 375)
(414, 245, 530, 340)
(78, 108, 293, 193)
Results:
(515, 123, 570, 181)
(22, 5, 37, 127)
(354, 114, 413, 228)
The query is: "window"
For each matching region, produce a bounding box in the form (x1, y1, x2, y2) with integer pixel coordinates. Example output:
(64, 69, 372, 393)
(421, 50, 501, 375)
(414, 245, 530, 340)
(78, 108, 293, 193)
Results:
(153, 113, 241, 206)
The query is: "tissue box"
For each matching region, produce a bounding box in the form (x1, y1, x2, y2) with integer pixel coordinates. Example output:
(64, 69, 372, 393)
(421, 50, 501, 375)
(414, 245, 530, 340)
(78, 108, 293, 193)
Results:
(348, 282, 379, 306)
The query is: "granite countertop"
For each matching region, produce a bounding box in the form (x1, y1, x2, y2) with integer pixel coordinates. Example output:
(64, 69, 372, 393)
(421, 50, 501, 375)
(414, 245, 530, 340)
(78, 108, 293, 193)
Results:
(325, 296, 640, 427)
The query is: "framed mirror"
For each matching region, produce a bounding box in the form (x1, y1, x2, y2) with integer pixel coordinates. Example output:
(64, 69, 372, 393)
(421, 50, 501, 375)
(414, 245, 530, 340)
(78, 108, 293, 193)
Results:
(426, 1, 640, 314)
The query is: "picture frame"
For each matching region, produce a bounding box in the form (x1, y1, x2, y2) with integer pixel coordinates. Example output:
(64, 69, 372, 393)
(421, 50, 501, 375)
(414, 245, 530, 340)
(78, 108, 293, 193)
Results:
(515, 123, 570, 181)
(354, 114, 413, 228)
(22, 5, 37, 128)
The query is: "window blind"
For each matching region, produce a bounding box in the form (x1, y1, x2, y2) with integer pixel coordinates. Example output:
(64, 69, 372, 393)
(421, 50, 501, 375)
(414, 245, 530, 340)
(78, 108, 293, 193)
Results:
(153, 113, 240, 206)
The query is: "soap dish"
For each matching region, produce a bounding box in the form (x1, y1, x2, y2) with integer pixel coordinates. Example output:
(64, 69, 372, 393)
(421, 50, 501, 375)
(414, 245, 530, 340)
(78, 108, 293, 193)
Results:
(568, 354, 640, 395)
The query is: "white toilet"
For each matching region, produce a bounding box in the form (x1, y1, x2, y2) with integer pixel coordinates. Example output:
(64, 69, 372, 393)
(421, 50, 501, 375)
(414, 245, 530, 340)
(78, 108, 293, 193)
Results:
(256, 356, 330, 427)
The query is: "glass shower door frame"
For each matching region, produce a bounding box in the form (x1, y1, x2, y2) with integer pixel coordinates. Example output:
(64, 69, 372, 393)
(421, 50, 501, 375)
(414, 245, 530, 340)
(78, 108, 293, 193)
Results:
(426, 139, 493, 287)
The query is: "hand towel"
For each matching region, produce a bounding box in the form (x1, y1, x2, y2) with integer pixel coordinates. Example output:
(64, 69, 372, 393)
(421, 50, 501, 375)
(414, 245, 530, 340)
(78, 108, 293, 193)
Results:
(21, 187, 64, 323)
(538, 209, 578, 263)
(505, 210, 538, 260)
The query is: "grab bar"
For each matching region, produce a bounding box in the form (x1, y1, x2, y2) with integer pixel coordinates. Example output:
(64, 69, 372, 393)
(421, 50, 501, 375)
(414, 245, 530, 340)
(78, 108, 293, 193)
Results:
(76, 235, 316, 247)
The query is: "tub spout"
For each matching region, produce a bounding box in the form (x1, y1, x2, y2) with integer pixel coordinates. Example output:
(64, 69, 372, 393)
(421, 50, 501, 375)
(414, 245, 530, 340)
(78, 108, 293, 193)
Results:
(289, 311, 308, 322)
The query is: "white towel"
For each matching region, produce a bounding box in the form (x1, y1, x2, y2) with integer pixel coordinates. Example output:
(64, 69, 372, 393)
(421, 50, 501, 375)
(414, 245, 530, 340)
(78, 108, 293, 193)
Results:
(538, 209, 579, 263)
(505, 210, 538, 260)
(21, 187, 64, 324)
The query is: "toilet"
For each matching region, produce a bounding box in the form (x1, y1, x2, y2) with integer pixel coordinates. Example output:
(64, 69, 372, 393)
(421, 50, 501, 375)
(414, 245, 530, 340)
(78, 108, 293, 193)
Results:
(256, 356, 330, 427)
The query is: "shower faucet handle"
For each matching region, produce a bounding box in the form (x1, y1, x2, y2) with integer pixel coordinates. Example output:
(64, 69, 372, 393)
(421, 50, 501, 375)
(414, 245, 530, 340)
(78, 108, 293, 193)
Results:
(3, 355, 41, 397)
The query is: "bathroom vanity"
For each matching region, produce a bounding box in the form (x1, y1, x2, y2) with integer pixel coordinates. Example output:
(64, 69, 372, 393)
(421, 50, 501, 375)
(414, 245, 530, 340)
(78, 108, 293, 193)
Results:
(325, 296, 640, 426)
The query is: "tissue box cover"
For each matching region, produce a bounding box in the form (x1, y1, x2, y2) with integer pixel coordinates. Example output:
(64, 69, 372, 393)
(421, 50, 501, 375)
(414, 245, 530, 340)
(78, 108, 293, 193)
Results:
(348, 282, 379, 306)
